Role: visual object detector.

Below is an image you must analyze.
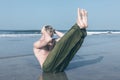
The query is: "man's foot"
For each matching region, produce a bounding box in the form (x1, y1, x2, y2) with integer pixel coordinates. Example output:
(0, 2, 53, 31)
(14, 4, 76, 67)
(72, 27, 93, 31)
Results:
(77, 8, 84, 28)
(77, 8, 88, 29)
(81, 9, 88, 27)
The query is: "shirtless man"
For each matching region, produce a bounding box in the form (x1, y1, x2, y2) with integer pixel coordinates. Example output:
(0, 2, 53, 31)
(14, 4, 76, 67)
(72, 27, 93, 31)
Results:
(33, 8, 88, 68)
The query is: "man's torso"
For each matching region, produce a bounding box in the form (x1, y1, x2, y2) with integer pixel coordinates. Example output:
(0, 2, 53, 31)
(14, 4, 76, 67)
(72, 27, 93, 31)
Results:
(38, 39, 56, 66)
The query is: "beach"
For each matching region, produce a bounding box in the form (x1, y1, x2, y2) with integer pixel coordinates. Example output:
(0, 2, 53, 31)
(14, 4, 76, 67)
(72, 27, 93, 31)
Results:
(0, 32, 120, 80)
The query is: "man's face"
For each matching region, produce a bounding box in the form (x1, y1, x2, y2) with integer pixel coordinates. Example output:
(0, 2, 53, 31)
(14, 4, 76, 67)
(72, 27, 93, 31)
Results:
(41, 27, 46, 34)
(41, 26, 53, 37)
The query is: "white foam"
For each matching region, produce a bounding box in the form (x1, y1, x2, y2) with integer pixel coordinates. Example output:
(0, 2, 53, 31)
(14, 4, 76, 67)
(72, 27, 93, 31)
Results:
(87, 31, 120, 35)
(87, 32, 108, 35)
(0, 34, 41, 38)
(0, 31, 120, 38)
(111, 32, 120, 34)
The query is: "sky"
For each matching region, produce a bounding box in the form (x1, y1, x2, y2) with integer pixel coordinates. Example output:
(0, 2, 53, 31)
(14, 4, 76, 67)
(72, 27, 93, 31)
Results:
(0, 0, 120, 30)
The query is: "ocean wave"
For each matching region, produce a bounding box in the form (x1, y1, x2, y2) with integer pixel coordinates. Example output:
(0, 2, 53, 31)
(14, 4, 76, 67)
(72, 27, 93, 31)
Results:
(0, 34, 41, 38)
(0, 31, 120, 38)
(87, 32, 108, 35)
(87, 31, 120, 35)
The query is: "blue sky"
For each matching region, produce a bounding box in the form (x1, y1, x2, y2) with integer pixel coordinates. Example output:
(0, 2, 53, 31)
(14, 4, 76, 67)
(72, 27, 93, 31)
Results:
(0, 0, 120, 30)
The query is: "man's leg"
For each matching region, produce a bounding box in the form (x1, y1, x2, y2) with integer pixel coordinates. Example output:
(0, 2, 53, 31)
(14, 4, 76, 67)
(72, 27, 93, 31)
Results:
(43, 24, 87, 73)
(56, 29, 86, 72)
(43, 8, 88, 73)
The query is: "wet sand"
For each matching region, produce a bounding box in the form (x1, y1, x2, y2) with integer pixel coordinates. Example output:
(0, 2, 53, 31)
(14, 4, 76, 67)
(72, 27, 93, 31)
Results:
(0, 34, 120, 80)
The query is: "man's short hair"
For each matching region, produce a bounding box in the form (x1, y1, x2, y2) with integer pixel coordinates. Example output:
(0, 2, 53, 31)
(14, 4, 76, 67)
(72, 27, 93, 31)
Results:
(44, 25, 55, 37)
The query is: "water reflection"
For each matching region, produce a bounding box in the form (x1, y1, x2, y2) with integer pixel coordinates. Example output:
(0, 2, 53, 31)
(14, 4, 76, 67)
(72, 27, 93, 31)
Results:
(39, 72, 68, 80)
(38, 56, 103, 80)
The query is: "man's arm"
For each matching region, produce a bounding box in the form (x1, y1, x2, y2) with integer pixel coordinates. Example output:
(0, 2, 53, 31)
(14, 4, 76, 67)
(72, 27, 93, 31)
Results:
(55, 30, 64, 41)
(33, 40, 48, 49)
(34, 30, 53, 49)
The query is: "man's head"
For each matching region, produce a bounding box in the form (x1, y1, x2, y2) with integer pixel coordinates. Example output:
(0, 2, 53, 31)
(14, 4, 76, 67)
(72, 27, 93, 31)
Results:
(41, 25, 55, 37)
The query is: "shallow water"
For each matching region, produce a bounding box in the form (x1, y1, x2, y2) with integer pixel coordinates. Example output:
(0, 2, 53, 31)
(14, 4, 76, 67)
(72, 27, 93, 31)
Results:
(0, 34, 120, 80)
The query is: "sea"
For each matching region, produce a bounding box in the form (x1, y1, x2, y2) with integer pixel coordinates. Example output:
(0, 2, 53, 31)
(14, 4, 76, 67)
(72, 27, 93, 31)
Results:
(0, 29, 120, 80)
(0, 29, 120, 38)
(0, 29, 120, 58)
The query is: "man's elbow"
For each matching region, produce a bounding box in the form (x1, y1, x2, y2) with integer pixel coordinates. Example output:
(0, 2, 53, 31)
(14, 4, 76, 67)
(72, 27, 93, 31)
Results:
(33, 42, 37, 48)
(33, 42, 40, 49)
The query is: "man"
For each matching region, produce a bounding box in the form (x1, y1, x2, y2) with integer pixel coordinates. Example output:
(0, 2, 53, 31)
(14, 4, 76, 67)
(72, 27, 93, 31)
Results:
(33, 8, 88, 72)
